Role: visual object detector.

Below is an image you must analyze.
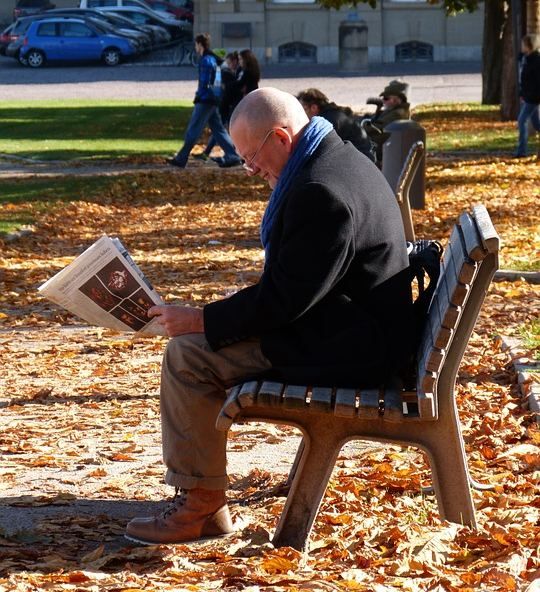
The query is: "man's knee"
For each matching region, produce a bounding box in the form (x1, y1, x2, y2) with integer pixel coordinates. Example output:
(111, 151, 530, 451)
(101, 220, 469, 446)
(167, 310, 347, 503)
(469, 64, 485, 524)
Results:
(163, 334, 210, 377)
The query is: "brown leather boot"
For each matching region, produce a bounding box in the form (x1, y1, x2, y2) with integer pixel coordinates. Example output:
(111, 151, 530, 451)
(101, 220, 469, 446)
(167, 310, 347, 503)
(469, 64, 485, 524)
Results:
(125, 487, 234, 545)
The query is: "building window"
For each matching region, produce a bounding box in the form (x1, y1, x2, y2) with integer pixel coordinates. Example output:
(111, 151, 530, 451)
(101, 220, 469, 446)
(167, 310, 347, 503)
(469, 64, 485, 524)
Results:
(395, 40, 433, 62)
(278, 41, 317, 63)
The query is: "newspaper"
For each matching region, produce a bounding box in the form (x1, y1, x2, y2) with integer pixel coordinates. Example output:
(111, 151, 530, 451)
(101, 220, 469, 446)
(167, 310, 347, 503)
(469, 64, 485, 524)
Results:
(38, 235, 166, 336)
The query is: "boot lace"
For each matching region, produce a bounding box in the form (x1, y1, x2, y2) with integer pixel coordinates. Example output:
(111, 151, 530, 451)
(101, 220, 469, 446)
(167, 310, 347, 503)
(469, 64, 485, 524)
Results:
(161, 487, 187, 519)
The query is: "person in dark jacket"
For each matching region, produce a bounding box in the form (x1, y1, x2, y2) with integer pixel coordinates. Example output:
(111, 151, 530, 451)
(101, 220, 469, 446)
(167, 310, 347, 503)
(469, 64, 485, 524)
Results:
(125, 88, 414, 546)
(167, 33, 241, 169)
(515, 34, 540, 158)
(210, 49, 261, 166)
(297, 87, 375, 161)
(236, 49, 260, 97)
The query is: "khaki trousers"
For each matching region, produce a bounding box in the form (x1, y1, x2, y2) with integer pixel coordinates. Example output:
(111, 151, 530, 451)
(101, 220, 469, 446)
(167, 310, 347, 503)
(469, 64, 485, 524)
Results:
(160, 333, 272, 490)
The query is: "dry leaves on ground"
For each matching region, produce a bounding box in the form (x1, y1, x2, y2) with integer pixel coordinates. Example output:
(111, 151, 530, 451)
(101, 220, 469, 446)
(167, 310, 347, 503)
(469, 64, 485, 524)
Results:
(0, 154, 539, 591)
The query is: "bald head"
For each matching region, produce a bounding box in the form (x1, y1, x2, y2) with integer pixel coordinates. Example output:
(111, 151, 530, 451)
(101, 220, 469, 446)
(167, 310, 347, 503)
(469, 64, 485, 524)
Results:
(230, 87, 309, 141)
(229, 88, 310, 188)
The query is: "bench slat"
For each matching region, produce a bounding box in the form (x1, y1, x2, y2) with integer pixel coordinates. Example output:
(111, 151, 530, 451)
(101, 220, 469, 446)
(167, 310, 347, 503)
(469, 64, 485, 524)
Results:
(418, 307, 445, 374)
(222, 392, 242, 419)
(441, 268, 470, 308)
(432, 290, 461, 330)
(258, 381, 284, 406)
(459, 212, 486, 261)
(357, 389, 380, 418)
(447, 225, 478, 285)
(216, 387, 242, 430)
(238, 381, 259, 408)
(427, 297, 453, 350)
(473, 204, 499, 254)
(283, 385, 309, 409)
(441, 301, 461, 329)
(421, 371, 436, 394)
(334, 388, 356, 417)
(310, 387, 333, 411)
(383, 387, 404, 420)
(417, 390, 436, 419)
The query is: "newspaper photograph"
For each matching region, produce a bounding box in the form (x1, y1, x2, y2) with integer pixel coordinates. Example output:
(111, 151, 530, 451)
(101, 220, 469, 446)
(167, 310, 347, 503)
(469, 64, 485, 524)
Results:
(38, 235, 166, 336)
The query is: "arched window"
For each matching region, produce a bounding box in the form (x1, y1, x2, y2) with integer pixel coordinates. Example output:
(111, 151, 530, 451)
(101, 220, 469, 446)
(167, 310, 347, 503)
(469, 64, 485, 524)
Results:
(395, 40, 433, 62)
(278, 41, 317, 63)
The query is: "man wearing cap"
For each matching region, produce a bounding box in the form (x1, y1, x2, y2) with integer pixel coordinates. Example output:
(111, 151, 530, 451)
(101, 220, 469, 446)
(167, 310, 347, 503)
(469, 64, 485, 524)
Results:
(372, 79, 411, 128)
(125, 87, 414, 546)
(363, 79, 411, 164)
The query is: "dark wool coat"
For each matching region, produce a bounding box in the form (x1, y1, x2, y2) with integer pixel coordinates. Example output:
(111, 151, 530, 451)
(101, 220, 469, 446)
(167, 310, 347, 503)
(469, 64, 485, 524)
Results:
(319, 103, 375, 161)
(519, 50, 540, 104)
(204, 131, 414, 387)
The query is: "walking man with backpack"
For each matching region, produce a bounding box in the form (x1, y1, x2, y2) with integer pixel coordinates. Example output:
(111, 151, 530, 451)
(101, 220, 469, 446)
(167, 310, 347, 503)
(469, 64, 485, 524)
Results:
(167, 33, 242, 169)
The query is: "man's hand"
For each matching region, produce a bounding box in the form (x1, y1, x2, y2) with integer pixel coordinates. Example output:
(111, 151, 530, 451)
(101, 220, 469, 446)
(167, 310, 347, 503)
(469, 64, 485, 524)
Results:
(148, 305, 204, 337)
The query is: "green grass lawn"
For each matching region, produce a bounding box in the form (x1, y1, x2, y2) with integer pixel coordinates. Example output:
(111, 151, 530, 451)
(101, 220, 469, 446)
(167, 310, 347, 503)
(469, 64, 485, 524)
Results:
(0, 100, 524, 161)
(0, 100, 193, 161)
(413, 103, 518, 153)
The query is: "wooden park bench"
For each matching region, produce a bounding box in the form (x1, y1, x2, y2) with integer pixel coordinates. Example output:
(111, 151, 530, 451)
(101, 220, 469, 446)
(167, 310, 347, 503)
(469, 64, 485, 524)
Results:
(216, 204, 500, 552)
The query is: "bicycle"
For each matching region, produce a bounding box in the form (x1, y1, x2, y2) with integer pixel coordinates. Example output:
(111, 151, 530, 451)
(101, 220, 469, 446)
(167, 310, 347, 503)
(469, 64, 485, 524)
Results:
(173, 42, 199, 67)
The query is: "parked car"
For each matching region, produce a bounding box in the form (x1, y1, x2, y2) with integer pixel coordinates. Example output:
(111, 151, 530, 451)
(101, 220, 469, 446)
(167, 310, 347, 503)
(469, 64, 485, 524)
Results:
(44, 8, 164, 47)
(18, 17, 138, 67)
(99, 10, 169, 45)
(4, 14, 63, 58)
(42, 9, 153, 52)
(5, 13, 144, 60)
(96, 6, 191, 40)
(0, 24, 16, 55)
(13, 0, 55, 20)
(79, 0, 170, 19)
(143, 0, 192, 23)
(5, 37, 26, 62)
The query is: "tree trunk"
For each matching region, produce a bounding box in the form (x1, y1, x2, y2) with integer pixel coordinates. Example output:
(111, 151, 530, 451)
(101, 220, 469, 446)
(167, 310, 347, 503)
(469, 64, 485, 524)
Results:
(482, 1, 506, 104)
(500, 1, 521, 120)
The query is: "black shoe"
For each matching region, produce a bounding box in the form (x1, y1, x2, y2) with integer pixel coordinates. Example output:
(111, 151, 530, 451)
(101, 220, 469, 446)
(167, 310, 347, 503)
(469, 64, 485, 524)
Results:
(218, 158, 242, 168)
(166, 158, 185, 168)
(210, 157, 225, 165)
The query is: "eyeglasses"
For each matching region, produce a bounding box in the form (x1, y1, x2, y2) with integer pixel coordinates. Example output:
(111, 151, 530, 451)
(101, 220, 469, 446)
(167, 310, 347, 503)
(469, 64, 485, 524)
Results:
(242, 128, 276, 173)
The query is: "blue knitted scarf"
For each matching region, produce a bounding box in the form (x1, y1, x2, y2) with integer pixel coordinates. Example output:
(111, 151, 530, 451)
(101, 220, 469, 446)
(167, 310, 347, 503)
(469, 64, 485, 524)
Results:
(260, 116, 334, 259)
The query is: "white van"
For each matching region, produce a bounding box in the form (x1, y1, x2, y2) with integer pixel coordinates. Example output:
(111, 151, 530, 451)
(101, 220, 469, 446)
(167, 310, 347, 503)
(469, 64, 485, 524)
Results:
(78, 0, 170, 19)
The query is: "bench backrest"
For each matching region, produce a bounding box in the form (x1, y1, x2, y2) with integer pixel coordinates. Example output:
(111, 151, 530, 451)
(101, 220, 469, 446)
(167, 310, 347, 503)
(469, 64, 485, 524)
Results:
(415, 205, 499, 419)
(395, 140, 424, 243)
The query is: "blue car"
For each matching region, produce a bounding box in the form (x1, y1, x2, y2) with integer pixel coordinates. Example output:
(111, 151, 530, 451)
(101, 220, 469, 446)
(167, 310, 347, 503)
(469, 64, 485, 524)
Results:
(19, 17, 137, 67)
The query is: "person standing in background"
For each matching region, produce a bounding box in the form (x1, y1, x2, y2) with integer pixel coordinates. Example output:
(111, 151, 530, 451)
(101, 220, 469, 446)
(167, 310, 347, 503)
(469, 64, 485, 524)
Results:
(515, 34, 540, 158)
(297, 88, 375, 162)
(212, 49, 261, 167)
(236, 49, 260, 98)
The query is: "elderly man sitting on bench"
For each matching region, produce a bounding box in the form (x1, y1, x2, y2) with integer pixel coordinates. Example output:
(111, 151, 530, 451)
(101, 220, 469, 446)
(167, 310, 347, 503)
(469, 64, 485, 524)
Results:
(125, 87, 415, 546)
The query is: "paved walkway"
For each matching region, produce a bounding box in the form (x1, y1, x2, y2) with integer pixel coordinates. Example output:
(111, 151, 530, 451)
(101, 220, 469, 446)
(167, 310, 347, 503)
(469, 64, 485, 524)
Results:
(0, 57, 481, 108)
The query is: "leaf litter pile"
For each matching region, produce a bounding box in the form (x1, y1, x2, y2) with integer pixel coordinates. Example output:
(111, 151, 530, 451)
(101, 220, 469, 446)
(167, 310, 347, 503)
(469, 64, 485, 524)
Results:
(0, 153, 539, 592)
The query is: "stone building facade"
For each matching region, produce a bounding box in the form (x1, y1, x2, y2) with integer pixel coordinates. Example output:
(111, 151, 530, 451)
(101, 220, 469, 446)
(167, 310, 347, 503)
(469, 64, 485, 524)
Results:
(196, 0, 483, 65)
(2, 0, 483, 65)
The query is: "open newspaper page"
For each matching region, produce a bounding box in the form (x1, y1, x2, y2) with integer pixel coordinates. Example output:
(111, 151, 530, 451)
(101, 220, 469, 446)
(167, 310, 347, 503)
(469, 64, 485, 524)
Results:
(38, 236, 166, 336)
